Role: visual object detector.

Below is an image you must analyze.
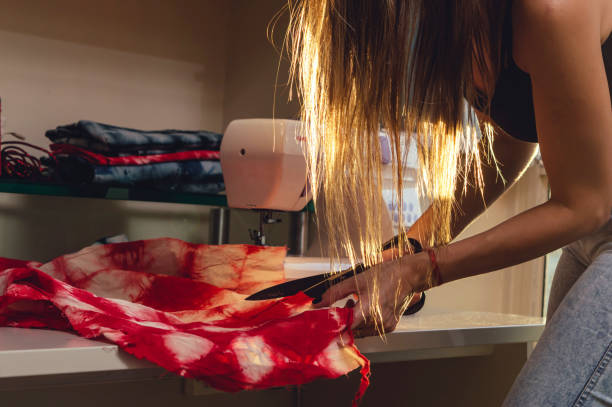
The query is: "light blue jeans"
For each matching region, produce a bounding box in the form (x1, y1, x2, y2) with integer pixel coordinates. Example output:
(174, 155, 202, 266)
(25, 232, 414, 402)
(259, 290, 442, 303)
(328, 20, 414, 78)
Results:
(504, 218, 612, 406)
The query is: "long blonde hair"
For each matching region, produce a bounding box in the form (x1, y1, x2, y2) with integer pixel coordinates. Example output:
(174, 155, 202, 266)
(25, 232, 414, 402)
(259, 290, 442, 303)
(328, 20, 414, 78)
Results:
(283, 0, 506, 327)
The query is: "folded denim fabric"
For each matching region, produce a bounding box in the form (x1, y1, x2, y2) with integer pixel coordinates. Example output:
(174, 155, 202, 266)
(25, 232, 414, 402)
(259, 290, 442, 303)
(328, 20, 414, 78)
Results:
(50, 143, 220, 165)
(53, 156, 224, 189)
(153, 182, 226, 194)
(46, 121, 223, 154)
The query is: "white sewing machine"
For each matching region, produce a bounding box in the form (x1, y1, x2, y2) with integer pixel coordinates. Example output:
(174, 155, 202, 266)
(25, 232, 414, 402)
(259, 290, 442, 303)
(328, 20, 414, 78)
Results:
(220, 119, 311, 212)
(217, 118, 410, 256)
(214, 119, 312, 252)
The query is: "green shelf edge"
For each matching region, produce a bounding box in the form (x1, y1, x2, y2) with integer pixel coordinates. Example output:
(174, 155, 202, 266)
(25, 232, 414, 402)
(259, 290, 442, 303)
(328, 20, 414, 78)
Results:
(0, 180, 313, 211)
(0, 180, 228, 207)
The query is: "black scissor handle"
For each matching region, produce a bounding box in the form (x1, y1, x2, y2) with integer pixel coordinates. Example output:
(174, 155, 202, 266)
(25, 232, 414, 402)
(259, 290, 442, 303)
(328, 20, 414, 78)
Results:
(382, 236, 423, 253)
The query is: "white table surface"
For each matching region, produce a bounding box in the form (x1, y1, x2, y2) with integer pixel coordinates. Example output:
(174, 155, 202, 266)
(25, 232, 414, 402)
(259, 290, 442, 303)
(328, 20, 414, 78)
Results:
(0, 257, 545, 380)
(0, 308, 545, 380)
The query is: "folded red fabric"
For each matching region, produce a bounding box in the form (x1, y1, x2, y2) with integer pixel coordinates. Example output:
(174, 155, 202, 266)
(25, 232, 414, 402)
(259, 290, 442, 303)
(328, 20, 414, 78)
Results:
(0, 238, 369, 404)
(50, 143, 220, 165)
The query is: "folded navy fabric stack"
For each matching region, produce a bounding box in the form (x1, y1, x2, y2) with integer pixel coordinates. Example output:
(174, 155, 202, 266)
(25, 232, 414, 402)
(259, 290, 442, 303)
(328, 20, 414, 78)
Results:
(45, 121, 225, 194)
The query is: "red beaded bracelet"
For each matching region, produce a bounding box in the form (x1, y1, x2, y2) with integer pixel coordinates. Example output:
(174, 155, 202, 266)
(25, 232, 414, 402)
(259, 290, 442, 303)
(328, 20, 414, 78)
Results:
(426, 248, 443, 287)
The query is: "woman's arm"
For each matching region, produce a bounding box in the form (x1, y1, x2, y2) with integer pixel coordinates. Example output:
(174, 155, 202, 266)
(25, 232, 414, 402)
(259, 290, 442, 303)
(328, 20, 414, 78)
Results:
(315, 0, 612, 334)
(317, 121, 539, 334)
(407, 124, 538, 247)
(434, 0, 612, 285)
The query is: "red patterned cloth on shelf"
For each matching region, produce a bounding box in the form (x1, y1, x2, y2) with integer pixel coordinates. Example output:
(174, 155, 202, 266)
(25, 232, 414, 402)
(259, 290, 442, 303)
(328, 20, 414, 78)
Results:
(50, 143, 220, 165)
(0, 238, 369, 404)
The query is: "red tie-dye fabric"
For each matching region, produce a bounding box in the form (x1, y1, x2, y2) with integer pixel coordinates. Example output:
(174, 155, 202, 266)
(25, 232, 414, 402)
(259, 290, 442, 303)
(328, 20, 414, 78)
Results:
(0, 238, 369, 404)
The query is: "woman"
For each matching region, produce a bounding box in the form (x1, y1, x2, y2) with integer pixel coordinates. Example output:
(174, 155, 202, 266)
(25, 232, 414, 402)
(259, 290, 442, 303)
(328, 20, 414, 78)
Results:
(286, 0, 612, 405)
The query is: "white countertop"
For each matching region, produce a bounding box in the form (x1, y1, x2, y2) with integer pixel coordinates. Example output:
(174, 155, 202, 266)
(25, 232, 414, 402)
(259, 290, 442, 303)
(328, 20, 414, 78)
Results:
(0, 257, 545, 381)
(0, 309, 545, 380)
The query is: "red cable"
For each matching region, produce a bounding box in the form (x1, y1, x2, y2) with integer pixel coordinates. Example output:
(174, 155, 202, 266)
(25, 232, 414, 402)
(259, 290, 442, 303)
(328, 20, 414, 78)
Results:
(0, 140, 54, 179)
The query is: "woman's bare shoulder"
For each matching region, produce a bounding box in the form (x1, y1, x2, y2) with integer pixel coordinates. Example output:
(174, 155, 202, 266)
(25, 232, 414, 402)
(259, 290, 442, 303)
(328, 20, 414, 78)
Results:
(512, 0, 606, 72)
(512, 0, 603, 25)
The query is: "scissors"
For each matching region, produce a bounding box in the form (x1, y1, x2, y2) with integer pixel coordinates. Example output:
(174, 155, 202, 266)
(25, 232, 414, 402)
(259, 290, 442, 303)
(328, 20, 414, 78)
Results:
(245, 236, 426, 315)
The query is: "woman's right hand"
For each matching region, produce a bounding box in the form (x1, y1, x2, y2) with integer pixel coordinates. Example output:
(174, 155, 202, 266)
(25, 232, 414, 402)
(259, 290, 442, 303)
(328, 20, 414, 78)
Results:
(313, 252, 432, 337)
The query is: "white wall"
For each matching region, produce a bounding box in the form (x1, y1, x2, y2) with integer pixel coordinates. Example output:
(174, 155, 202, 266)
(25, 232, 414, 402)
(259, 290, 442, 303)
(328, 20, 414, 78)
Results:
(222, 0, 299, 126)
(0, 0, 230, 137)
(0, 0, 232, 261)
(427, 164, 548, 316)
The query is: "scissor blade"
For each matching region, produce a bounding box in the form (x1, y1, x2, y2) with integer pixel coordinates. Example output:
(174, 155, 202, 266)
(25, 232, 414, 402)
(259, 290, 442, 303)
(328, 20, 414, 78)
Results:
(245, 236, 421, 302)
(244, 274, 329, 301)
(245, 262, 366, 301)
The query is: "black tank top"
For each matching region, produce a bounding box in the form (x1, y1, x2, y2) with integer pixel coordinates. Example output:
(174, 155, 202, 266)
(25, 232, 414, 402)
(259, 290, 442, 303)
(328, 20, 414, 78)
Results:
(489, 21, 612, 143)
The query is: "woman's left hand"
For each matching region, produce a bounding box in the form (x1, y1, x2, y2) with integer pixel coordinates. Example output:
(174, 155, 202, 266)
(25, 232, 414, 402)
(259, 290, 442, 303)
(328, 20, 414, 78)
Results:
(312, 252, 431, 337)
